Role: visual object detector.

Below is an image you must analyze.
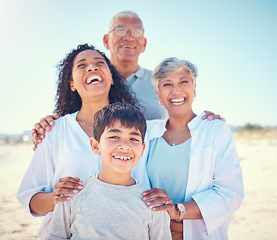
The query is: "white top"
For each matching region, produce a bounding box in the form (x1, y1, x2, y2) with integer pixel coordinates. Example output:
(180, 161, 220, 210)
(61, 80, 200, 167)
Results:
(143, 112, 244, 240)
(16, 112, 150, 240)
(147, 137, 191, 204)
(47, 174, 172, 240)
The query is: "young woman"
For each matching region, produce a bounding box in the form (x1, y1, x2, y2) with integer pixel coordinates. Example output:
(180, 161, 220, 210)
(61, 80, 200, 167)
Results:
(16, 44, 149, 239)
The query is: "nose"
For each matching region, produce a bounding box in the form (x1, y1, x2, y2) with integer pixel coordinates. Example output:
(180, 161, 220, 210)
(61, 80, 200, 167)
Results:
(117, 142, 131, 151)
(87, 63, 99, 72)
(171, 84, 181, 94)
(123, 29, 135, 39)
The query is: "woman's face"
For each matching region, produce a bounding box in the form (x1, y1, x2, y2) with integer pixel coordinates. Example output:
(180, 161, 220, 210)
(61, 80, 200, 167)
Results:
(157, 68, 195, 118)
(70, 49, 114, 102)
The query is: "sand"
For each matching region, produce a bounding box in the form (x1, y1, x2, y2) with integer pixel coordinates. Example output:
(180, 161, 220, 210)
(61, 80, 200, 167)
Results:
(0, 133, 276, 239)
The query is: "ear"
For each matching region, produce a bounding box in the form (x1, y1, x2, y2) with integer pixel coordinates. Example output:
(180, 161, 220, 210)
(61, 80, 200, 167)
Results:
(70, 81, 75, 91)
(194, 83, 197, 97)
(103, 34, 109, 50)
(90, 137, 100, 154)
(156, 90, 162, 104)
(139, 142, 146, 158)
(111, 73, 114, 85)
(140, 37, 147, 53)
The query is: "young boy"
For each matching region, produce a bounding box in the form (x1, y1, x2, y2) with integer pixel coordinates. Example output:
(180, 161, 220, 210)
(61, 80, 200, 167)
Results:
(47, 103, 171, 239)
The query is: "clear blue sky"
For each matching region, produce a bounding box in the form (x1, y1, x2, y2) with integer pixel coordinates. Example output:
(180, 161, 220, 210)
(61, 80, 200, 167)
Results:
(1, 0, 276, 134)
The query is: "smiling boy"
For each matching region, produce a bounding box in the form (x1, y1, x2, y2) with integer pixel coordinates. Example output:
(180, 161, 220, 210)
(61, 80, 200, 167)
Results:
(47, 103, 171, 239)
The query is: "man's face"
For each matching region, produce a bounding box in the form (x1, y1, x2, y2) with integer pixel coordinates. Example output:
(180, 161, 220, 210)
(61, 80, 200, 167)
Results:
(103, 17, 147, 65)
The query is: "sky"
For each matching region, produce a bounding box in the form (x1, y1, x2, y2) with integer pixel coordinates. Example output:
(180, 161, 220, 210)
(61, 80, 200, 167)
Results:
(0, 0, 276, 134)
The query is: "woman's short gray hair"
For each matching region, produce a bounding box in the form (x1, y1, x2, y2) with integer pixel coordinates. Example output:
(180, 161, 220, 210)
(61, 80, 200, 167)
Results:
(108, 11, 143, 31)
(152, 57, 198, 91)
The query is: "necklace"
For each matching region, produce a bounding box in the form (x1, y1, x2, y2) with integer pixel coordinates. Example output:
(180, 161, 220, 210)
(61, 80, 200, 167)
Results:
(82, 121, 92, 130)
(76, 114, 93, 130)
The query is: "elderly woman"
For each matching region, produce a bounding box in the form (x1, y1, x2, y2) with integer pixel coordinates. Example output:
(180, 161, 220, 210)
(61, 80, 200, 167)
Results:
(142, 57, 244, 240)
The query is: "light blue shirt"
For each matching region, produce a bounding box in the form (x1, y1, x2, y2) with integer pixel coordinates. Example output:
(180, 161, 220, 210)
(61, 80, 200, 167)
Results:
(147, 137, 191, 204)
(125, 66, 167, 120)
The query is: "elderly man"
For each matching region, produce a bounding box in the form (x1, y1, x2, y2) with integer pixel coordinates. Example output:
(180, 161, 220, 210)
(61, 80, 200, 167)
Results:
(103, 11, 167, 120)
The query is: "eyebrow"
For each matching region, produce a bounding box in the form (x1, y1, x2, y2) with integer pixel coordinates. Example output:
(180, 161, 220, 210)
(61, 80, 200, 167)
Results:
(75, 57, 105, 65)
(107, 128, 142, 136)
(161, 76, 190, 82)
(180, 76, 190, 79)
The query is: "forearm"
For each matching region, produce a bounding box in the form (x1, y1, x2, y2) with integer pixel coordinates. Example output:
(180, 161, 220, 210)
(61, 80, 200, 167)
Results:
(29, 192, 55, 215)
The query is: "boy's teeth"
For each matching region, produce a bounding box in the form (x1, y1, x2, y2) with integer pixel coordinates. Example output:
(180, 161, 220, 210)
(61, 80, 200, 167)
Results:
(115, 156, 131, 160)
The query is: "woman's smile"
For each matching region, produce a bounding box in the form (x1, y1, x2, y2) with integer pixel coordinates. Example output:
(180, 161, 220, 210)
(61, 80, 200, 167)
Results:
(85, 74, 103, 85)
(170, 97, 186, 105)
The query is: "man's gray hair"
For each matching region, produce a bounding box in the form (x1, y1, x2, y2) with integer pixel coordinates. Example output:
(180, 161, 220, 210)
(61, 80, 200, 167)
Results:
(152, 57, 198, 91)
(108, 11, 143, 31)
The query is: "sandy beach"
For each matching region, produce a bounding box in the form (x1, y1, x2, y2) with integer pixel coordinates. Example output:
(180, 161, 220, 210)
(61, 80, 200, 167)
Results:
(0, 131, 276, 240)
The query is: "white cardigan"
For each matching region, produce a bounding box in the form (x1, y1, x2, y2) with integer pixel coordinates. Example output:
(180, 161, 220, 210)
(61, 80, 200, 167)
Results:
(144, 112, 244, 239)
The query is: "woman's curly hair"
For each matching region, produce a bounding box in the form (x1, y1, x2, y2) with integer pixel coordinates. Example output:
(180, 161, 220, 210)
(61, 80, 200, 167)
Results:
(54, 44, 137, 116)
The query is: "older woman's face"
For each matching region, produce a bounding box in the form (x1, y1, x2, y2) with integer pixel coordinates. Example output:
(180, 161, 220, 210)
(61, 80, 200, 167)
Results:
(70, 50, 114, 102)
(157, 69, 195, 118)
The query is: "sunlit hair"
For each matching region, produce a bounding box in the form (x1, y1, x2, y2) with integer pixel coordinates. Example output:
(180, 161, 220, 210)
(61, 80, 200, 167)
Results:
(54, 44, 137, 116)
(93, 102, 146, 143)
(108, 10, 143, 32)
(151, 57, 198, 92)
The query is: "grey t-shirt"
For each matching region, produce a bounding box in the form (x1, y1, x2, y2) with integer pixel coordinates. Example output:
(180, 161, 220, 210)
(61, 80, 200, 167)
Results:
(47, 174, 171, 240)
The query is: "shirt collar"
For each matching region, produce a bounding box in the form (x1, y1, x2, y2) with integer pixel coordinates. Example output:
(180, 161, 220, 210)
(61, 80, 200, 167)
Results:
(147, 111, 206, 140)
(126, 66, 144, 81)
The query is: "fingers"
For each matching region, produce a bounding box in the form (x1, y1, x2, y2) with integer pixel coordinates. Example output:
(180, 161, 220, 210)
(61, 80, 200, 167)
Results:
(52, 113, 62, 120)
(151, 202, 174, 211)
(52, 177, 83, 204)
(142, 187, 171, 206)
(142, 187, 167, 199)
(142, 188, 180, 219)
(31, 127, 44, 140)
(202, 111, 226, 122)
(202, 111, 213, 120)
(56, 177, 83, 188)
(33, 123, 46, 136)
(39, 116, 53, 132)
(33, 145, 37, 151)
(32, 139, 42, 151)
(220, 116, 226, 122)
(54, 177, 83, 193)
(145, 196, 173, 207)
(44, 114, 58, 128)
(53, 194, 72, 204)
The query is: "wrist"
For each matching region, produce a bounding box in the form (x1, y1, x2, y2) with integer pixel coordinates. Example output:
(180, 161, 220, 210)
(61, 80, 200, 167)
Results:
(175, 203, 187, 222)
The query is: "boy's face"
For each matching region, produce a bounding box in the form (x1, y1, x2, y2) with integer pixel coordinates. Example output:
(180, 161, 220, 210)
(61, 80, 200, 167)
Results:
(90, 121, 145, 175)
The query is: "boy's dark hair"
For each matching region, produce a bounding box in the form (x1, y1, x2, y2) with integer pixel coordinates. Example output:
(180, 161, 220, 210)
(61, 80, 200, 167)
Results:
(93, 103, 146, 142)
